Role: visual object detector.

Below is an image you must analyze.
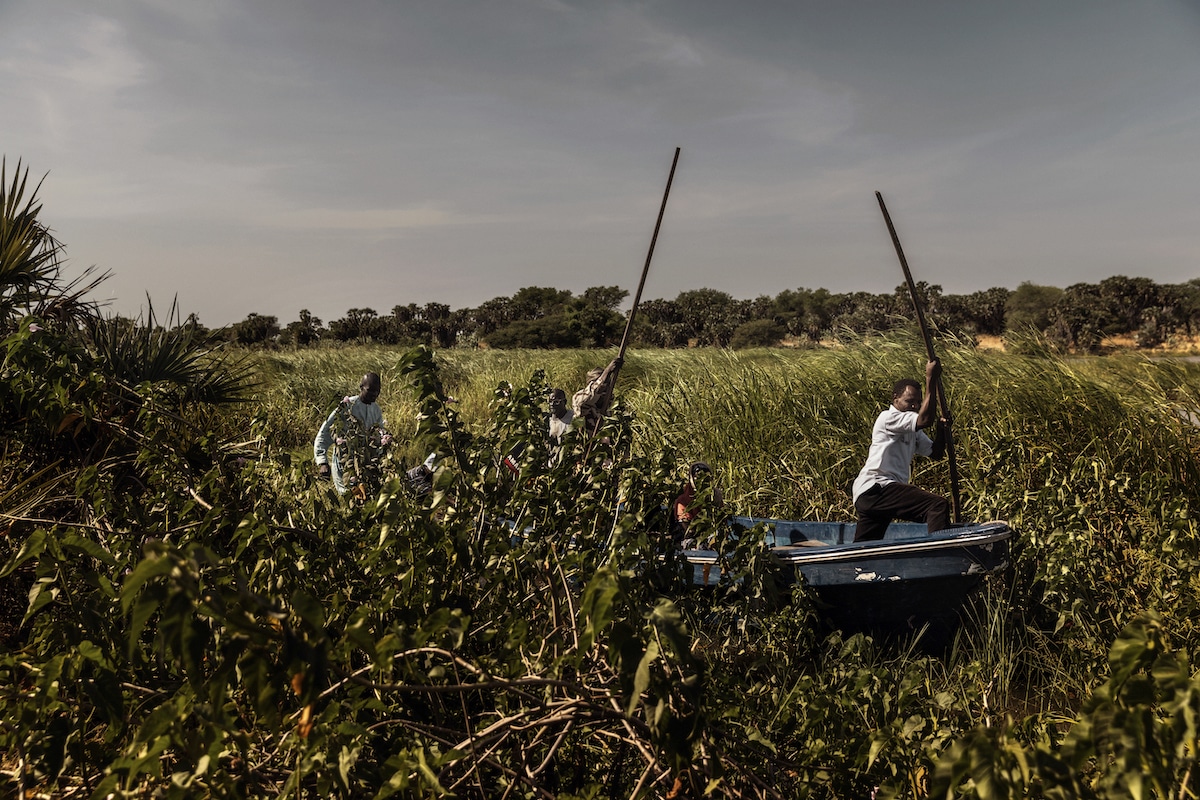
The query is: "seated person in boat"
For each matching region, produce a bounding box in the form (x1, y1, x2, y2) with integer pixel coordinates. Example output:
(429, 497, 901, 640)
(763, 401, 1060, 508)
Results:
(671, 461, 724, 548)
(850, 359, 949, 542)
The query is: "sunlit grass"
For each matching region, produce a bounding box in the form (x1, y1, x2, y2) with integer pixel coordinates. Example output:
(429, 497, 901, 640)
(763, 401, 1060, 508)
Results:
(242, 338, 1200, 694)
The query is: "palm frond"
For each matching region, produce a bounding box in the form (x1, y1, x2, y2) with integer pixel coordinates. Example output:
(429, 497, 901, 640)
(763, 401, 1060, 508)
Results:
(0, 158, 64, 320)
(83, 296, 257, 406)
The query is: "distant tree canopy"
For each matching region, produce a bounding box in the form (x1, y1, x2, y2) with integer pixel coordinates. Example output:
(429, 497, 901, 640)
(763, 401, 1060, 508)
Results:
(219, 275, 1200, 352)
(229, 312, 280, 346)
(730, 318, 786, 349)
(1005, 282, 1062, 336)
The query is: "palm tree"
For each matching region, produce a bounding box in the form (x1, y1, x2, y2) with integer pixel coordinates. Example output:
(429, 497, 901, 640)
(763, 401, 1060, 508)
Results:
(0, 159, 110, 333)
(1, 158, 255, 531)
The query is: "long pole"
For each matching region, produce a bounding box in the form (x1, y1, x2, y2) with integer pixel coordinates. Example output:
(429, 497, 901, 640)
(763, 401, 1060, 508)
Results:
(617, 146, 681, 363)
(875, 191, 963, 523)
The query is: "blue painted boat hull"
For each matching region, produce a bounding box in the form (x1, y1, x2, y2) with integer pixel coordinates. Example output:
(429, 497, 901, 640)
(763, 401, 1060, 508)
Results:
(683, 517, 1013, 633)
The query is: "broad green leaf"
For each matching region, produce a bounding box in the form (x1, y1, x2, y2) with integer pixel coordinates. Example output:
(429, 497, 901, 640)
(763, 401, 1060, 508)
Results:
(290, 589, 326, 629)
(120, 553, 177, 613)
(578, 566, 620, 652)
(77, 639, 113, 669)
(627, 637, 660, 716)
(60, 532, 118, 566)
(0, 528, 48, 578)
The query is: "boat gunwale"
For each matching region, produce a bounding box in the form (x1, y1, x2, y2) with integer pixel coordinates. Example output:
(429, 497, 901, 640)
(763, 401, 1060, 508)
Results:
(682, 523, 1013, 567)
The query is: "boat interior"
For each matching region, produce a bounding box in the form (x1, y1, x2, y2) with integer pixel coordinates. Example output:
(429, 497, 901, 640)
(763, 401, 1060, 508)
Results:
(731, 517, 973, 547)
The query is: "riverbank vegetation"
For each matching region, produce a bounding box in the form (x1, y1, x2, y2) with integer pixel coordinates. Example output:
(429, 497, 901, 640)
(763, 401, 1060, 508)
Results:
(6, 161, 1200, 797)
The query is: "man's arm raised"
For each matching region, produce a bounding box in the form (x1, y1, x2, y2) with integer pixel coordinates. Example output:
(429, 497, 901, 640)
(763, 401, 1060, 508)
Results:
(915, 359, 941, 429)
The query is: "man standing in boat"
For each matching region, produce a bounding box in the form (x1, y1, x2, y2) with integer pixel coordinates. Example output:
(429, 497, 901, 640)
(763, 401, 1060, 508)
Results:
(851, 359, 950, 542)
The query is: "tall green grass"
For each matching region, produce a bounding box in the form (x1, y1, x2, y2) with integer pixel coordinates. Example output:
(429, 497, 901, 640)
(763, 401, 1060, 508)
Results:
(244, 339, 1200, 681)
(241, 346, 640, 463)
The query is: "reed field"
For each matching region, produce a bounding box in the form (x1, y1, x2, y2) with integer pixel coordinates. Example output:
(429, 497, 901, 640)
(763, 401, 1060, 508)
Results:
(8, 332, 1200, 797)
(250, 337, 1200, 537)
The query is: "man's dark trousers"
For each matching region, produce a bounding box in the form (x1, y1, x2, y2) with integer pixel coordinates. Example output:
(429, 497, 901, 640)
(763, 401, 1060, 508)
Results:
(853, 482, 950, 542)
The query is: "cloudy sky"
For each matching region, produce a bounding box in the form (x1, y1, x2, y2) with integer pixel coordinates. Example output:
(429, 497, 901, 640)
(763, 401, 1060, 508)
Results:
(3, 1, 1200, 327)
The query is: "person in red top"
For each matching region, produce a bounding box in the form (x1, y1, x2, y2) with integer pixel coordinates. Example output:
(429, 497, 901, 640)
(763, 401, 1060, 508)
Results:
(671, 462, 724, 548)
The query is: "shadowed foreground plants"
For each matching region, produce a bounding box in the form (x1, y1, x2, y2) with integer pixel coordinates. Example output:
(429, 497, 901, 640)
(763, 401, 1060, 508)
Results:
(932, 611, 1200, 799)
(0, 350, 857, 797)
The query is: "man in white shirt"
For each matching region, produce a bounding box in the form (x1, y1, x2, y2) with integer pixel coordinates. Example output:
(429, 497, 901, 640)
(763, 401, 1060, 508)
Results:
(851, 360, 949, 542)
(548, 388, 574, 442)
(314, 372, 385, 494)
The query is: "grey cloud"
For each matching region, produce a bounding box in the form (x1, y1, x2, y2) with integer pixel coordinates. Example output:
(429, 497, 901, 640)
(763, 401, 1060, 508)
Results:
(3, 0, 1200, 325)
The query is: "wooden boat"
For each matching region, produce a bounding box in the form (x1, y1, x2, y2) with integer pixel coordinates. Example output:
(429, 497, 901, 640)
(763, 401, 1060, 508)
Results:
(682, 517, 1013, 635)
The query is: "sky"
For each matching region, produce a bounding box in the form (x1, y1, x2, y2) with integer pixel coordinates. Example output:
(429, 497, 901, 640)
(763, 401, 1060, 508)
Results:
(3, 0, 1200, 328)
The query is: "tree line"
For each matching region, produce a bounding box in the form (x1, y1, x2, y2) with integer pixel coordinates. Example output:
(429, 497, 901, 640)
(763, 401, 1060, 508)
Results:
(214, 275, 1200, 352)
